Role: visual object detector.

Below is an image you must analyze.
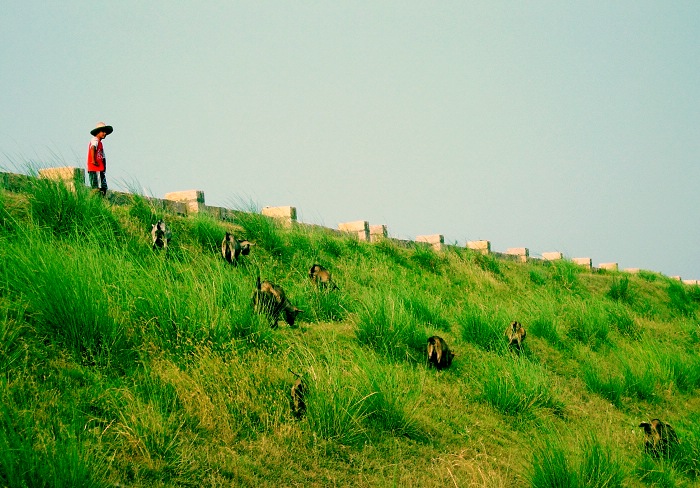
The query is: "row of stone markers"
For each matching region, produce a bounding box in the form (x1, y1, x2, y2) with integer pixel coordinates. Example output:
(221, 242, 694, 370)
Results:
(6, 166, 698, 286)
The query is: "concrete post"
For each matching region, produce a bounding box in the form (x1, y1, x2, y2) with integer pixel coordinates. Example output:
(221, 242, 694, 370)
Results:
(506, 247, 529, 263)
(467, 240, 491, 254)
(38, 167, 85, 192)
(262, 206, 297, 227)
(542, 252, 563, 261)
(164, 190, 205, 214)
(338, 220, 369, 241)
(416, 234, 444, 252)
(572, 257, 592, 269)
(369, 224, 388, 242)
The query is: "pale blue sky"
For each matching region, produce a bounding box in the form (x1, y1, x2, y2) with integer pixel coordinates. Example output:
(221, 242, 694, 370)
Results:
(2, 2, 698, 280)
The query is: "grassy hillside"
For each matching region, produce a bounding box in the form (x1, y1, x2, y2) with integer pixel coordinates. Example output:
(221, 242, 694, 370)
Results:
(1, 177, 699, 487)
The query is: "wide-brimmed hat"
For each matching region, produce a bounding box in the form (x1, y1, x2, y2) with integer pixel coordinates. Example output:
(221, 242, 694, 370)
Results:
(90, 122, 113, 136)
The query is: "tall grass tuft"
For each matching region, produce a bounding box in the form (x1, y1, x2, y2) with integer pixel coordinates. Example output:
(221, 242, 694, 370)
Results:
(481, 358, 565, 420)
(2, 240, 130, 365)
(305, 286, 349, 323)
(580, 361, 625, 407)
(233, 207, 286, 260)
(127, 193, 161, 228)
(127, 256, 275, 356)
(0, 301, 26, 375)
(190, 214, 224, 254)
(618, 352, 661, 403)
(671, 421, 700, 479)
(607, 302, 638, 338)
(562, 299, 610, 350)
(529, 268, 548, 286)
(607, 275, 633, 304)
(0, 191, 22, 235)
(410, 243, 446, 273)
(636, 456, 678, 487)
(667, 281, 699, 318)
(312, 231, 346, 259)
(226, 305, 278, 351)
(659, 349, 700, 394)
(531, 316, 564, 347)
(298, 344, 425, 445)
(529, 432, 626, 488)
(577, 435, 625, 488)
(27, 178, 122, 242)
(458, 302, 506, 352)
(528, 298, 565, 348)
(403, 293, 452, 333)
(359, 352, 425, 440)
(638, 270, 660, 282)
(103, 372, 200, 479)
(355, 291, 426, 363)
(0, 403, 104, 487)
(302, 347, 372, 446)
(549, 259, 581, 292)
(467, 249, 502, 277)
(528, 434, 577, 488)
(373, 238, 410, 268)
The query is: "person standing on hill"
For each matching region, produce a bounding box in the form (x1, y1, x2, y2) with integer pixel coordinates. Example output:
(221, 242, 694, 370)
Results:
(87, 122, 113, 195)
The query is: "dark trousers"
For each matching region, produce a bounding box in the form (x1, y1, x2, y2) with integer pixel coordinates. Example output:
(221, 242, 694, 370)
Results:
(88, 171, 107, 194)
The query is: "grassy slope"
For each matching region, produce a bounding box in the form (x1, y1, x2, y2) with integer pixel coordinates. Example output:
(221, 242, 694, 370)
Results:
(1, 178, 699, 487)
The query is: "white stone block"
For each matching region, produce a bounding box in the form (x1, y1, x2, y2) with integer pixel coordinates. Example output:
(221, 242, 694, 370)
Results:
(262, 206, 297, 226)
(542, 252, 563, 261)
(572, 257, 592, 268)
(38, 166, 85, 191)
(416, 234, 444, 251)
(416, 234, 444, 245)
(599, 262, 619, 271)
(369, 224, 388, 242)
(338, 220, 368, 233)
(338, 220, 369, 241)
(506, 247, 529, 262)
(164, 190, 204, 203)
(467, 240, 491, 254)
(165, 190, 205, 214)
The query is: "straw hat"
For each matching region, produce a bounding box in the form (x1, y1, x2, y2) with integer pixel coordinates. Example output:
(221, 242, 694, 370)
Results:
(90, 122, 113, 136)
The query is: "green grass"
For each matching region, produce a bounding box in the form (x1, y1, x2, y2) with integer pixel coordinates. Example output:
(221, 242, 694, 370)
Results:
(580, 360, 625, 407)
(458, 301, 510, 352)
(577, 435, 626, 488)
(481, 357, 565, 421)
(355, 289, 427, 363)
(528, 432, 626, 488)
(1, 175, 699, 486)
(529, 434, 577, 488)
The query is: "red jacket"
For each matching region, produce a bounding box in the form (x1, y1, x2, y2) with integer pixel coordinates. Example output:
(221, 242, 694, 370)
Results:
(87, 137, 105, 172)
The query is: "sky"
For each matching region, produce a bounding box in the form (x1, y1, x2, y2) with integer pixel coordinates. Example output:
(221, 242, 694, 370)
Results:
(1, 1, 699, 280)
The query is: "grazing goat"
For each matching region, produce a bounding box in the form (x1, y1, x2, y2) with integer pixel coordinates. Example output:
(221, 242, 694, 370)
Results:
(427, 336, 455, 370)
(221, 232, 253, 265)
(151, 220, 171, 250)
(309, 263, 339, 290)
(505, 321, 527, 352)
(639, 419, 679, 458)
(289, 370, 306, 419)
(251, 276, 303, 328)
